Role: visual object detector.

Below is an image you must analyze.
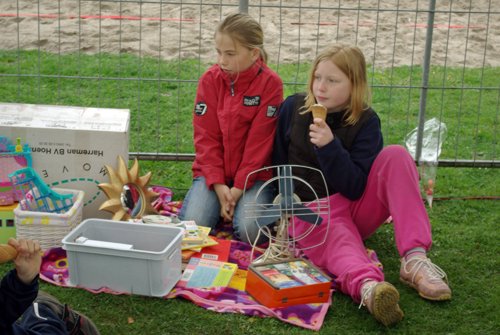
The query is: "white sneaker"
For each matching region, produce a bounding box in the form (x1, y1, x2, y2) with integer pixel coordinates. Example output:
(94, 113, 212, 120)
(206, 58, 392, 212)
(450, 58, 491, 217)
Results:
(400, 255, 451, 301)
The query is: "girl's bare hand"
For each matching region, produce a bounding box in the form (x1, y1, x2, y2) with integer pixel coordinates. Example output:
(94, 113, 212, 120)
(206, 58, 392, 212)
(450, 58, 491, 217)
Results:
(309, 118, 334, 148)
(214, 184, 235, 221)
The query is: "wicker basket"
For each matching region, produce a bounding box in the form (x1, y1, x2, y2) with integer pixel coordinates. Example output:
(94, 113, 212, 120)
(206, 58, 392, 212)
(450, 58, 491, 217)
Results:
(14, 188, 84, 250)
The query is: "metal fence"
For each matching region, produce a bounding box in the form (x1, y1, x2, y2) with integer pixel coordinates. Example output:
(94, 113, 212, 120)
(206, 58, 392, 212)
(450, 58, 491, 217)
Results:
(0, 0, 498, 167)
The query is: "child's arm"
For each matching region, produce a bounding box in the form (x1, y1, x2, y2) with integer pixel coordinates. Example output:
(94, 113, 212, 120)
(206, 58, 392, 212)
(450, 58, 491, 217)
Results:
(192, 69, 226, 189)
(272, 96, 295, 166)
(0, 239, 40, 331)
(8, 238, 41, 285)
(233, 74, 283, 190)
(316, 114, 383, 200)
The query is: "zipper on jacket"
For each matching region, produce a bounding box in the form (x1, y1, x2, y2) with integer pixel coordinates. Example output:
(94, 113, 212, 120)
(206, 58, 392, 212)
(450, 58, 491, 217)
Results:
(228, 80, 235, 179)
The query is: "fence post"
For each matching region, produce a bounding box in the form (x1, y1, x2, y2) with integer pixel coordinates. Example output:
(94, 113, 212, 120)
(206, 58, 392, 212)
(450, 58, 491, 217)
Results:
(415, 0, 436, 162)
(239, 0, 249, 13)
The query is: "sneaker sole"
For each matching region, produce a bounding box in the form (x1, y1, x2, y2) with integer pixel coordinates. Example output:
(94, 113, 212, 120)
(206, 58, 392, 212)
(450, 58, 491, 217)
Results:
(400, 277, 452, 301)
(371, 282, 404, 326)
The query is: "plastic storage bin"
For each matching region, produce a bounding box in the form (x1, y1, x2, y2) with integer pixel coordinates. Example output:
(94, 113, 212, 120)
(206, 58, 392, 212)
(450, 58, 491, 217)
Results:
(14, 188, 84, 250)
(62, 219, 183, 297)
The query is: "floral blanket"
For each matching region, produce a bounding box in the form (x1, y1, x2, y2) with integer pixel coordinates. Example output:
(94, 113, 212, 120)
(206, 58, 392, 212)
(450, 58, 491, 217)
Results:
(41, 186, 383, 331)
(40, 240, 333, 331)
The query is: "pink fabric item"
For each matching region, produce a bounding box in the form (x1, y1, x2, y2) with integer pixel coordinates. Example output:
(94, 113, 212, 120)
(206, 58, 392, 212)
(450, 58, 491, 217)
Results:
(151, 185, 183, 216)
(39, 242, 332, 331)
(40, 184, 387, 330)
(293, 145, 432, 302)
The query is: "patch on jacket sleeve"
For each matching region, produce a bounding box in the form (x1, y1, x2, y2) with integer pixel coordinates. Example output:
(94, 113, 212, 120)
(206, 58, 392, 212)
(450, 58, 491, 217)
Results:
(194, 102, 207, 116)
(243, 95, 261, 106)
(266, 105, 278, 117)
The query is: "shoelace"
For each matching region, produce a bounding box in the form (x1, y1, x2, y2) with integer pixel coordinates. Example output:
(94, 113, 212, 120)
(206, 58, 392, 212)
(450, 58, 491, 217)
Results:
(358, 281, 377, 309)
(404, 257, 448, 284)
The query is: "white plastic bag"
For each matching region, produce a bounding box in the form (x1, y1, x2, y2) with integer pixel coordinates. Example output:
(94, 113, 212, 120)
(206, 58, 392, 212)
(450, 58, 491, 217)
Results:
(405, 118, 447, 207)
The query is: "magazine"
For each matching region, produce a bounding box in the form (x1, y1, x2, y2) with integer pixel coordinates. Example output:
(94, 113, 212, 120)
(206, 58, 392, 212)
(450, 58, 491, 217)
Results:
(177, 257, 238, 289)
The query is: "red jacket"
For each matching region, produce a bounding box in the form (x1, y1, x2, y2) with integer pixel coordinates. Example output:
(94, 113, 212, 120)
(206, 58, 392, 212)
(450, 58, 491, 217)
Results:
(192, 58, 283, 190)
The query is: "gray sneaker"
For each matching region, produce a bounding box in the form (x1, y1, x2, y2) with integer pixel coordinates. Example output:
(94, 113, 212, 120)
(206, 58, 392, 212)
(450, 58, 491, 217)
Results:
(35, 291, 101, 335)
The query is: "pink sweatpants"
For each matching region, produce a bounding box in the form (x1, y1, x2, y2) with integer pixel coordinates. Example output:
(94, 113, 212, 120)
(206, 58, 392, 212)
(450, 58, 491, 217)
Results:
(294, 145, 432, 302)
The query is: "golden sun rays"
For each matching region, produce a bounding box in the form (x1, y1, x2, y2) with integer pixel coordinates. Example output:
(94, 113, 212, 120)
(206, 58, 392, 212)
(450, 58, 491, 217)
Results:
(98, 156, 158, 221)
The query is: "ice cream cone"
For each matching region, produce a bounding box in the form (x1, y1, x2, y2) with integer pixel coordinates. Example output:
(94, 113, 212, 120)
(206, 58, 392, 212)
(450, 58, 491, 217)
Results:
(310, 104, 327, 121)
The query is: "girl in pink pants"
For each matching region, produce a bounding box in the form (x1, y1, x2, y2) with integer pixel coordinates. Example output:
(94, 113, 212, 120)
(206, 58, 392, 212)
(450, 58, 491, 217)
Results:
(297, 145, 433, 299)
(273, 44, 451, 326)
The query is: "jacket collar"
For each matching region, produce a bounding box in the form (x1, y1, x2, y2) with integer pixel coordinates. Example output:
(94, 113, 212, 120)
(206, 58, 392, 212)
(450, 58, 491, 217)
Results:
(218, 58, 264, 89)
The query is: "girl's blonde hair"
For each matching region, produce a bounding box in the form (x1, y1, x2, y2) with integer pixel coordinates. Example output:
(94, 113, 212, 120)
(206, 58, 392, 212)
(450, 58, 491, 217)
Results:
(304, 44, 371, 125)
(216, 12, 268, 63)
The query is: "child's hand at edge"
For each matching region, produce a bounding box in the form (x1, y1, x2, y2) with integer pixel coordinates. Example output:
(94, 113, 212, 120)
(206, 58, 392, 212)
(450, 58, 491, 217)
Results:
(8, 238, 41, 285)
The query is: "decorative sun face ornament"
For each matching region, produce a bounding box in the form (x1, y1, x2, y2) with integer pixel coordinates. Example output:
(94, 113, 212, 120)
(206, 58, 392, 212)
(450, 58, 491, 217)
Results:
(98, 156, 158, 221)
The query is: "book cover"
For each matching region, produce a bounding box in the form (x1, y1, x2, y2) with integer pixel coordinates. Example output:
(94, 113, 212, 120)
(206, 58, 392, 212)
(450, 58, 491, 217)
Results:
(251, 259, 330, 289)
(181, 233, 218, 251)
(181, 220, 205, 244)
(228, 269, 247, 291)
(181, 249, 197, 262)
(177, 257, 238, 289)
(191, 238, 231, 262)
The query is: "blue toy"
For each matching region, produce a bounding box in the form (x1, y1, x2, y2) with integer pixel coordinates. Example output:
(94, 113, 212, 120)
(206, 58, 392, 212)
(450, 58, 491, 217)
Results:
(8, 167, 74, 214)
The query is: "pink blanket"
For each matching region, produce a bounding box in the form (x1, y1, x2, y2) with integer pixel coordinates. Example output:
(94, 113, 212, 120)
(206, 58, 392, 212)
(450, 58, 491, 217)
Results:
(40, 240, 334, 331)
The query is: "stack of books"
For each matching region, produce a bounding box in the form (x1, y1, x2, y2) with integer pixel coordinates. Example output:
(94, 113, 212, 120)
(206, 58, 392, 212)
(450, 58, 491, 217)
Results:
(180, 220, 232, 264)
(177, 220, 238, 289)
(181, 221, 217, 251)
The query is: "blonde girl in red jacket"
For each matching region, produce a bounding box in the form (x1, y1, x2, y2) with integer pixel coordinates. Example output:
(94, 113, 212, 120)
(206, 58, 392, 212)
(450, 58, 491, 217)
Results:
(179, 13, 283, 244)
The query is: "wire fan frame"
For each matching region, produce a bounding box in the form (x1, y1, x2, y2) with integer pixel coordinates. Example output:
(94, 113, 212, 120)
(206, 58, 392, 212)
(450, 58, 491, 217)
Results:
(243, 165, 330, 264)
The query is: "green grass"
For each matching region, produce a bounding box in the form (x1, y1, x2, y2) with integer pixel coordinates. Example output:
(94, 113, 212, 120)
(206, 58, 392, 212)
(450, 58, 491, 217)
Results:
(0, 50, 499, 334)
(1, 50, 498, 160)
(0, 182, 498, 334)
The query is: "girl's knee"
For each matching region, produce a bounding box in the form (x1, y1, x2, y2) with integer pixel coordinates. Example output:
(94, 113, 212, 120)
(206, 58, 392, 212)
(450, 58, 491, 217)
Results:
(383, 144, 408, 156)
(379, 145, 414, 163)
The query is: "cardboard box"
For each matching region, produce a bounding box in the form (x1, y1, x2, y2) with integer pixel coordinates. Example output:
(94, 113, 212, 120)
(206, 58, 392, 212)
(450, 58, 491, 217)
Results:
(62, 219, 183, 297)
(0, 103, 129, 219)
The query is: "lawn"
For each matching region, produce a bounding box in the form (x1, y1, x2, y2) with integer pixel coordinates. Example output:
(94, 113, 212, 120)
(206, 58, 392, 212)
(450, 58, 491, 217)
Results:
(0, 50, 498, 334)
